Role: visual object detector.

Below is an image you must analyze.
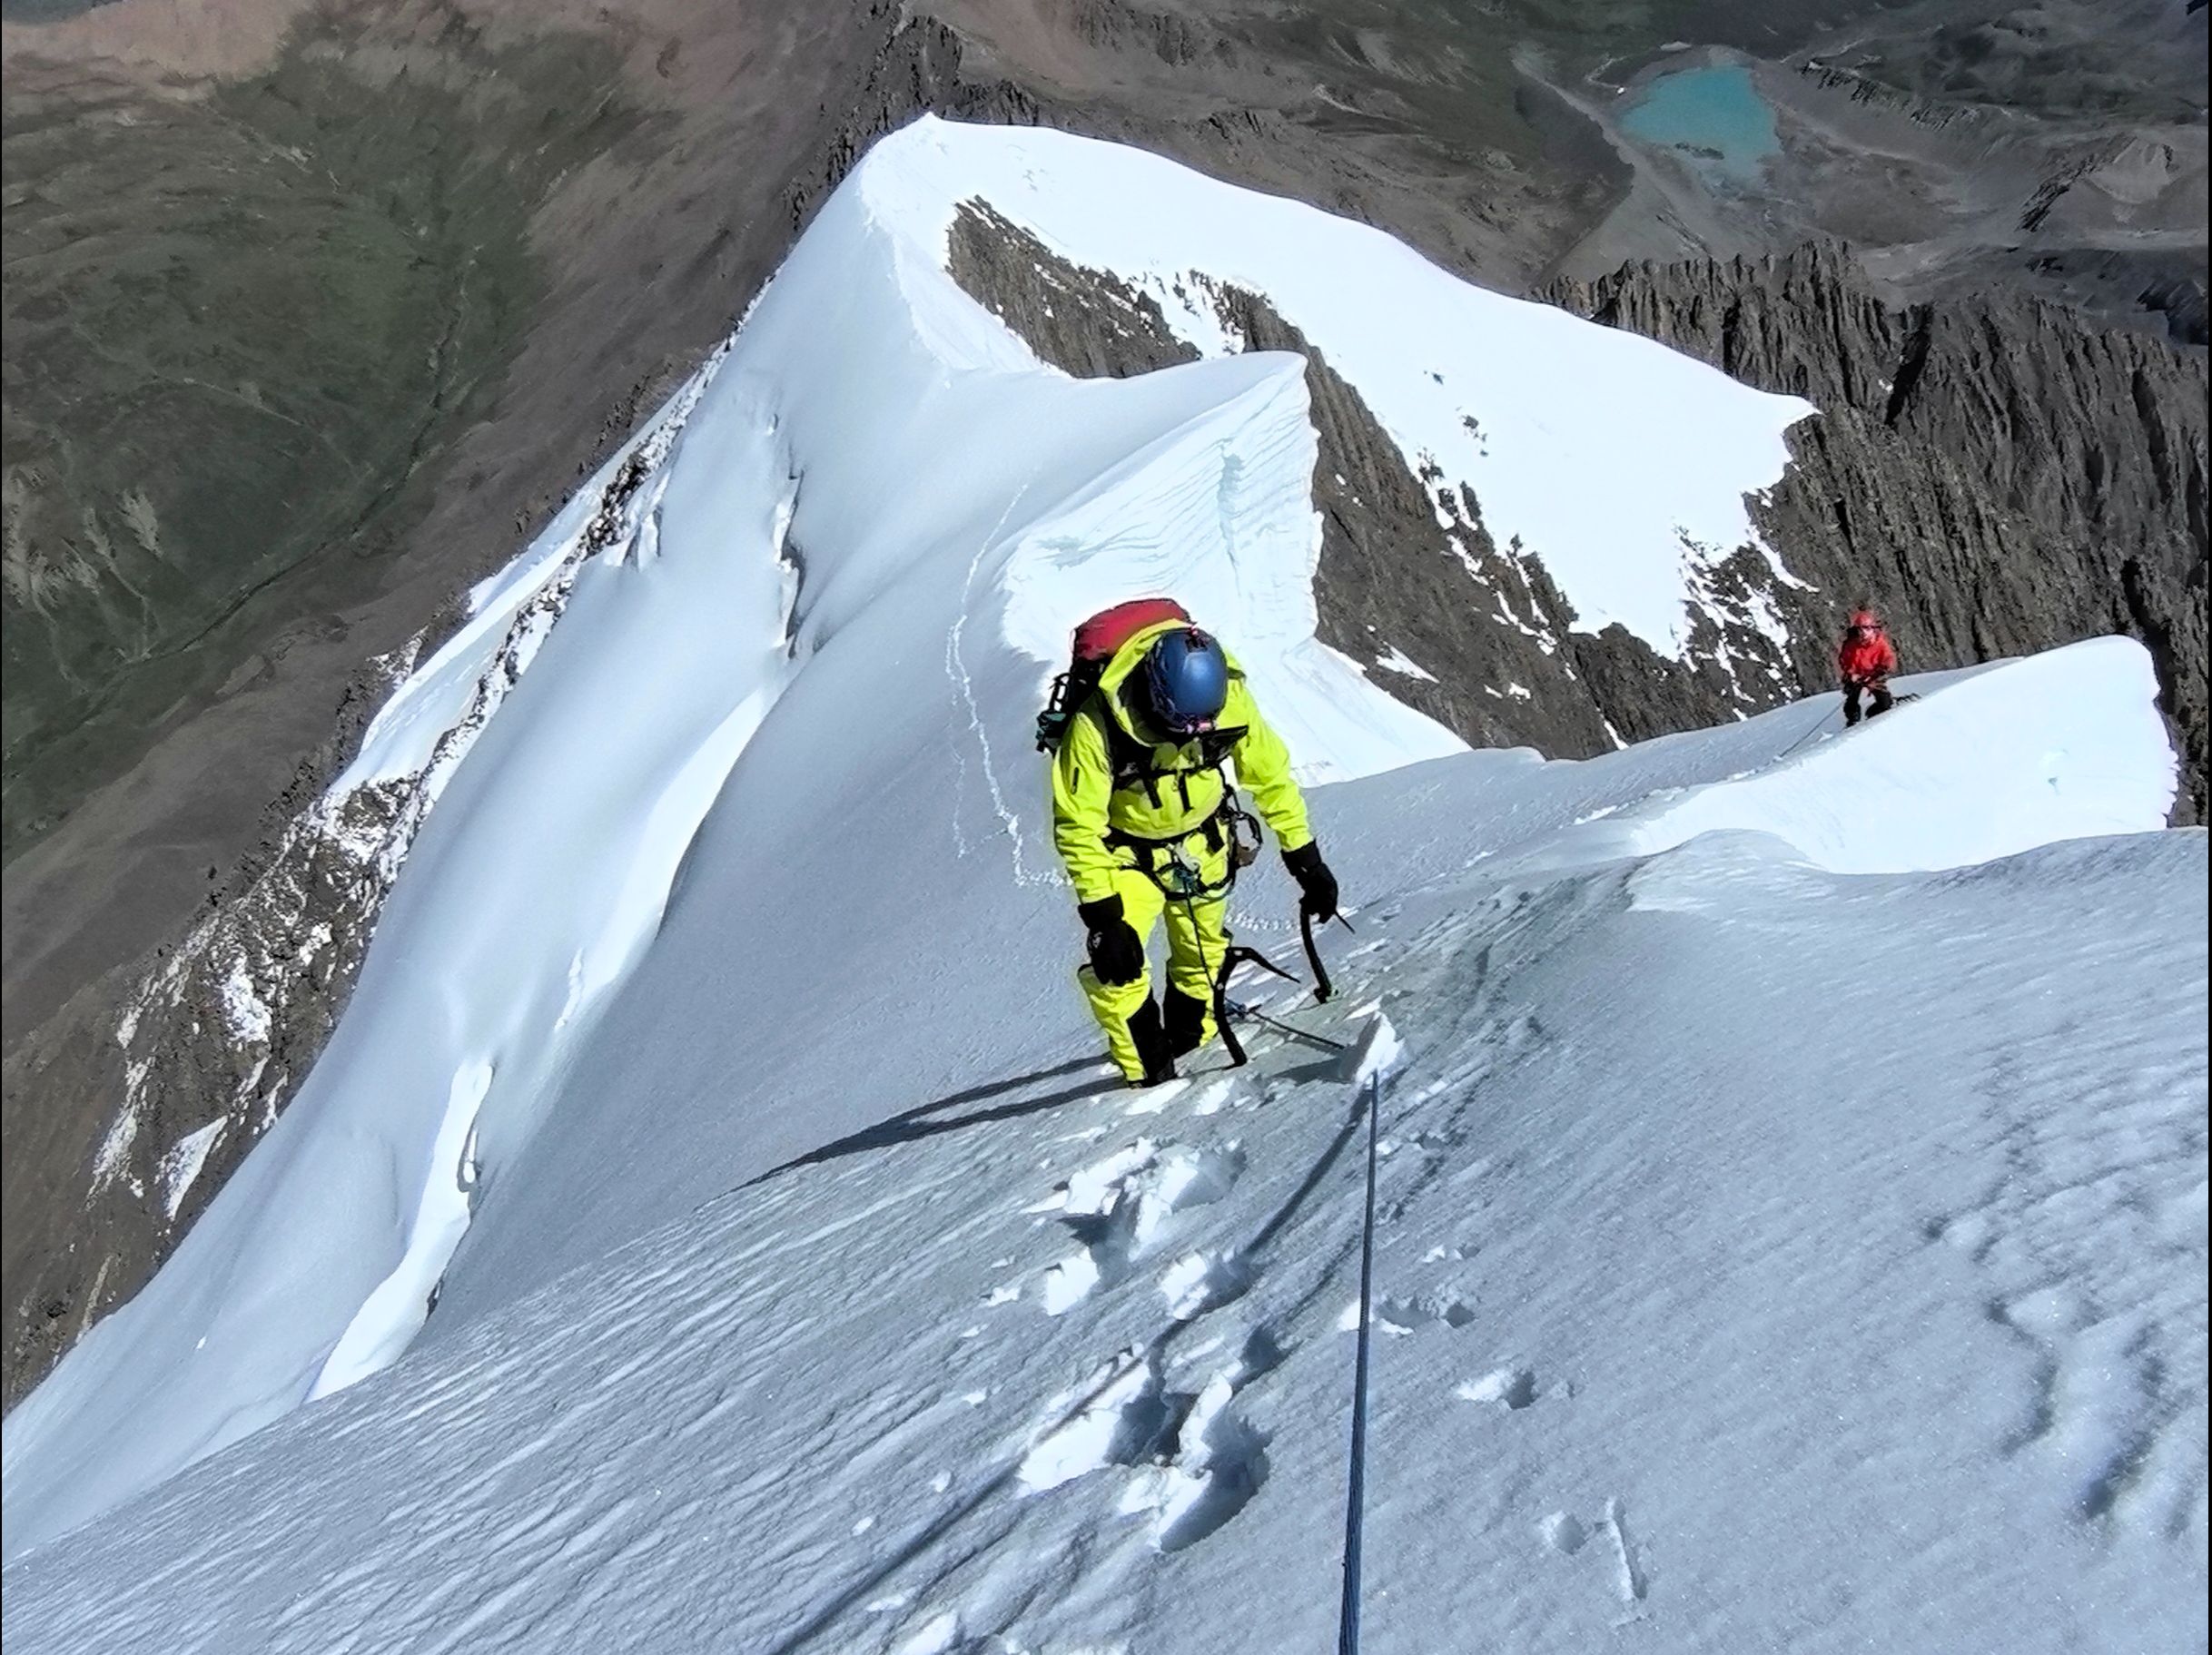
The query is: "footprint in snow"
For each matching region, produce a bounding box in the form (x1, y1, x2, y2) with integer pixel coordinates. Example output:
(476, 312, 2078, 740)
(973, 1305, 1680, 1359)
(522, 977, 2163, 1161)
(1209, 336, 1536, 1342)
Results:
(1539, 1512, 1588, 1554)
(1116, 1363, 1272, 1552)
(1457, 1365, 1538, 1410)
(1346, 1294, 1476, 1335)
(1539, 1499, 1650, 1617)
(1035, 1142, 1245, 1315)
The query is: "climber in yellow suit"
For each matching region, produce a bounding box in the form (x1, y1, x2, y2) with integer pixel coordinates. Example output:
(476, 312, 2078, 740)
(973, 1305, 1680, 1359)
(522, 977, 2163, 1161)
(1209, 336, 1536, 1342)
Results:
(1051, 615, 1338, 1087)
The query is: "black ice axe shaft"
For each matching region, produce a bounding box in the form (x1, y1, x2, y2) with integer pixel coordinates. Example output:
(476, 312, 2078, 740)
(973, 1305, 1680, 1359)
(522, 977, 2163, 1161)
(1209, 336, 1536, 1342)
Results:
(1303, 905, 1350, 1005)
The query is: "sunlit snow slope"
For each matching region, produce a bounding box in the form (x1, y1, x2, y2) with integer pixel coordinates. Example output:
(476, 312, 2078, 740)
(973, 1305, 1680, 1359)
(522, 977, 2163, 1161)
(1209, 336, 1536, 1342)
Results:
(2, 115, 1816, 1553)
(5, 121, 2198, 1655)
(4, 640, 2200, 1654)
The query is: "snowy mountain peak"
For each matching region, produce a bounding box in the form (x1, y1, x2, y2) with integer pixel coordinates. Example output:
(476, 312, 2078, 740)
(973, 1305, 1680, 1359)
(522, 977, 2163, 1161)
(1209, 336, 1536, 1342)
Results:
(870, 116, 1818, 659)
(3, 120, 2199, 1655)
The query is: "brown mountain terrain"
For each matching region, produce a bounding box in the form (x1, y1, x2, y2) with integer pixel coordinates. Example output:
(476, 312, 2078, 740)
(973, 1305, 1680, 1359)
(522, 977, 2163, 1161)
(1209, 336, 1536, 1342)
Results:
(3, 0, 2203, 1404)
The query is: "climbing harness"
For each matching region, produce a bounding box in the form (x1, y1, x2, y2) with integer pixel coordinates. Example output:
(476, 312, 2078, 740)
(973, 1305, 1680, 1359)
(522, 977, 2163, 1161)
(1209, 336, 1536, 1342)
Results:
(1338, 1066, 1385, 1655)
(1105, 795, 1257, 903)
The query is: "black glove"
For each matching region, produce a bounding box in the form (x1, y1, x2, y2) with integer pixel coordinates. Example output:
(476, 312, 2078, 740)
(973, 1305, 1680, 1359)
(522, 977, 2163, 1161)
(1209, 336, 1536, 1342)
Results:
(1079, 894, 1146, 985)
(1283, 841, 1338, 921)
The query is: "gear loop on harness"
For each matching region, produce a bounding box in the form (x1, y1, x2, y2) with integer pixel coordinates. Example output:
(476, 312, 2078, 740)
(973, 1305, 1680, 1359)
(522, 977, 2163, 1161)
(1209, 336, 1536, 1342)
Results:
(1102, 784, 1247, 905)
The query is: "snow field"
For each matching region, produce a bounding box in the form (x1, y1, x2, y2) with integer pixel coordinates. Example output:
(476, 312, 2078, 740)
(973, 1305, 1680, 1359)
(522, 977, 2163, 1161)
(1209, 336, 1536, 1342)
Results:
(2, 115, 2197, 1653)
(3, 117, 1464, 1551)
(5, 641, 2201, 1653)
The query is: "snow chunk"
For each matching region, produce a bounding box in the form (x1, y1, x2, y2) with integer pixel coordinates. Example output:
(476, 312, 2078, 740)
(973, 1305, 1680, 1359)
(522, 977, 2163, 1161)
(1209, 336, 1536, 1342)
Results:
(1340, 1013, 1403, 1088)
(217, 958, 272, 1048)
(1373, 645, 1437, 683)
(157, 1121, 226, 1221)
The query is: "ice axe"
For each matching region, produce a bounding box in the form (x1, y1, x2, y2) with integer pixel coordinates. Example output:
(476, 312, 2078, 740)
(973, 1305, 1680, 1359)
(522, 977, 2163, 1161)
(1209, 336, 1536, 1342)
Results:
(1301, 903, 1349, 1006)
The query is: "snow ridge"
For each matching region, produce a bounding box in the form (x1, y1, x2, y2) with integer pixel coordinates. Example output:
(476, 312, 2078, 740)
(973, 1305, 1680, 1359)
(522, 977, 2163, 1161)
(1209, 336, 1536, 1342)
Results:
(4, 645, 2197, 1655)
(2, 121, 2194, 1655)
(866, 117, 1818, 655)
(2, 119, 1461, 1553)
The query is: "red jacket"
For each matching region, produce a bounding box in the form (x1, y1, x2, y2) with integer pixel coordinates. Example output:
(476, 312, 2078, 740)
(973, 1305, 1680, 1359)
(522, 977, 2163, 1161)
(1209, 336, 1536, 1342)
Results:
(1838, 627, 1898, 685)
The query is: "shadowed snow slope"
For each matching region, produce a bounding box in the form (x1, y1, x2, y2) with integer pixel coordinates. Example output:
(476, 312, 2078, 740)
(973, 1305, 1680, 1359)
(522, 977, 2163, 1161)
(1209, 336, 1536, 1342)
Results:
(1, 121, 2198, 1650)
(1, 639, 2200, 1654)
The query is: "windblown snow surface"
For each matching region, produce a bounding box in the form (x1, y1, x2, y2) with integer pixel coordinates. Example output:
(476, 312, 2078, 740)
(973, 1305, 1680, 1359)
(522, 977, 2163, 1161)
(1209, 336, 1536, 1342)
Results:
(4, 118, 2205, 1653)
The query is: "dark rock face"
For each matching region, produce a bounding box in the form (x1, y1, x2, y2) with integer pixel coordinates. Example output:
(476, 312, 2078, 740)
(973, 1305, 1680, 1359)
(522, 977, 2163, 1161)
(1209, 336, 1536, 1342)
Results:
(949, 206, 1200, 379)
(1546, 242, 2207, 820)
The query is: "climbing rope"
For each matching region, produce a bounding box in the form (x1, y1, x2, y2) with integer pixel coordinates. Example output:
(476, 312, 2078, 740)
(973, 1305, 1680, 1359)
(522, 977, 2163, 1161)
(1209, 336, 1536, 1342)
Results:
(1170, 871, 1377, 1651)
(1777, 688, 1922, 763)
(1775, 704, 1840, 761)
(1338, 1066, 1385, 1655)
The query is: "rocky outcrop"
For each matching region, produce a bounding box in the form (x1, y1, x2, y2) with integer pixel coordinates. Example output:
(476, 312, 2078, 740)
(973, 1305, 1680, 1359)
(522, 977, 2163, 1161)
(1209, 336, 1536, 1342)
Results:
(953, 214, 2204, 823)
(2021, 247, 2208, 349)
(1546, 241, 2208, 820)
(780, 17, 1045, 239)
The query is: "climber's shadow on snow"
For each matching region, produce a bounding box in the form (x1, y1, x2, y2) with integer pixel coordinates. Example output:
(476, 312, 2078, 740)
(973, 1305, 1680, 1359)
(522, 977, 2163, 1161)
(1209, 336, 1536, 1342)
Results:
(750, 1056, 1118, 1183)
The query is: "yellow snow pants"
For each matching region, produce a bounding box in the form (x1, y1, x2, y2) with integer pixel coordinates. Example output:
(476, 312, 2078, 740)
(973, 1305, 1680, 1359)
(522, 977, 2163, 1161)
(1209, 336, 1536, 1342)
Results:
(1078, 837, 1231, 1082)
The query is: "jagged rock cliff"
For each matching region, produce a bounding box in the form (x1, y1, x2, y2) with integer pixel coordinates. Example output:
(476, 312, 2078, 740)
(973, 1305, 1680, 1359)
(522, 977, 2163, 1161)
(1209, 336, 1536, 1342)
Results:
(1545, 242, 2207, 821)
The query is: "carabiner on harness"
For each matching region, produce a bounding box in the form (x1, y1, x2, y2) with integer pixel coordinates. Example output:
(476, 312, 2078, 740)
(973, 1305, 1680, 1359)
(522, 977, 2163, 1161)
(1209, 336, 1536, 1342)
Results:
(1227, 806, 1263, 872)
(1159, 842, 1211, 900)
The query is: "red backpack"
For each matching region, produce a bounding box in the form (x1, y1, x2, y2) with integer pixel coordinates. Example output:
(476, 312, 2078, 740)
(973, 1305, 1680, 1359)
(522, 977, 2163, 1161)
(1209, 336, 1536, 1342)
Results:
(1034, 598, 1190, 752)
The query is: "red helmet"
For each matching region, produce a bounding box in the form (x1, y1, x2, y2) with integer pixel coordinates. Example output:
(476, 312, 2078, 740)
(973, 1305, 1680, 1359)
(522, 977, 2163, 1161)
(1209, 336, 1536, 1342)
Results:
(1849, 609, 1881, 632)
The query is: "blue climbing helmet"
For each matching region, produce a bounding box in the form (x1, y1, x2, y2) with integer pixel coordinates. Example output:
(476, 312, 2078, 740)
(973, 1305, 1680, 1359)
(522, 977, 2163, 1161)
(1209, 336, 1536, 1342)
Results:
(1139, 626, 1230, 736)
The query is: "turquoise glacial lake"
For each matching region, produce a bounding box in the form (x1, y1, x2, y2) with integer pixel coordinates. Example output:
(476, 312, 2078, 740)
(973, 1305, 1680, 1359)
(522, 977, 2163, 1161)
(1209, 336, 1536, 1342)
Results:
(1620, 64, 1780, 182)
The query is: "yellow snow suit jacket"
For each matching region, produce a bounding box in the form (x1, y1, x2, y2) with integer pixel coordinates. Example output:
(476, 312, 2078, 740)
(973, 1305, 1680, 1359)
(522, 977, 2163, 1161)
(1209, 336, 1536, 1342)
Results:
(1050, 620, 1314, 904)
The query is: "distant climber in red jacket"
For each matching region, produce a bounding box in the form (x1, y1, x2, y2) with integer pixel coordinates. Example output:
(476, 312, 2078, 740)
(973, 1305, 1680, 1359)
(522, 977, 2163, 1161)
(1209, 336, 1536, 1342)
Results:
(1837, 610, 1900, 726)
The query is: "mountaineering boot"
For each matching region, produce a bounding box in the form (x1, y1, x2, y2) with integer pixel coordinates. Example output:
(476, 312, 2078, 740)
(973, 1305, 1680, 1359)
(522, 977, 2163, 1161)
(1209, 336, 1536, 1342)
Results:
(1126, 997, 1178, 1088)
(1162, 985, 1210, 1059)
